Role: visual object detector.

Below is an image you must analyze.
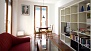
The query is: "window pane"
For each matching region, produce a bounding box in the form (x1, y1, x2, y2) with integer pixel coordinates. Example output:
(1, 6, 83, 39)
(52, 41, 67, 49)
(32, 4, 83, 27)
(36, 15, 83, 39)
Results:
(35, 7, 40, 31)
(42, 7, 46, 28)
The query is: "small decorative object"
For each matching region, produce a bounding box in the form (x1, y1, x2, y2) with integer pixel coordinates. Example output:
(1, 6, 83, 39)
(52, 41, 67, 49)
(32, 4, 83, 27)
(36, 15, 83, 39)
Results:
(75, 35, 79, 42)
(86, 39, 90, 48)
(87, 5, 90, 11)
(87, 13, 90, 19)
(87, 26, 90, 29)
(79, 28, 86, 31)
(79, 28, 86, 33)
(22, 4, 30, 15)
(42, 15, 45, 18)
(70, 33, 75, 40)
(81, 6, 84, 12)
(85, 31, 90, 35)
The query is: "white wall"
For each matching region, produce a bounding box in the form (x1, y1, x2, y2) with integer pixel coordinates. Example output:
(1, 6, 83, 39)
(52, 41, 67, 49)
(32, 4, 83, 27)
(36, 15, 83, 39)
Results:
(48, 4, 55, 33)
(12, 0, 18, 36)
(0, 0, 80, 35)
(12, 0, 55, 36)
(0, 0, 5, 34)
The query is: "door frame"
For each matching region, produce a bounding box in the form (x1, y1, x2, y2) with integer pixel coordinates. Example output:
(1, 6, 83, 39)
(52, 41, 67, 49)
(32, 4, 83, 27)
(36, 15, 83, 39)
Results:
(34, 5, 48, 33)
(6, 0, 13, 34)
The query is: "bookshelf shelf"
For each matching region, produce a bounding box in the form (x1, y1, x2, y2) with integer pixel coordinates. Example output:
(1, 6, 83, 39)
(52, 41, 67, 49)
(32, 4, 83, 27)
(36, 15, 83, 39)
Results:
(71, 13, 78, 15)
(79, 10, 90, 13)
(78, 32, 90, 36)
(61, 15, 65, 16)
(65, 35, 70, 39)
(66, 14, 71, 16)
(70, 22, 78, 23)
(60, 0, 90, 51)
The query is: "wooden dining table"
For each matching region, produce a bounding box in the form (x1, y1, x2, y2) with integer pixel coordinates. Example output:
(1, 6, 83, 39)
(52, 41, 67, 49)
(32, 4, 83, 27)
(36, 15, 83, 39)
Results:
(38, 27, 49, 38)
(39, 27, 48, 32)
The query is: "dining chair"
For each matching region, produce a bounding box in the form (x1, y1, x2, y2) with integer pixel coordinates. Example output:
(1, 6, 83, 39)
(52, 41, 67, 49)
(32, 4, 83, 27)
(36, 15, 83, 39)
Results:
(34, 27, 42, 39)
(47, 25, 53, 38)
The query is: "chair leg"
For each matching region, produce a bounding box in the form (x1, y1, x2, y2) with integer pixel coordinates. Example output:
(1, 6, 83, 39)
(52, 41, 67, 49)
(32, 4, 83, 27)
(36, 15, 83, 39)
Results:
(48, 32, 53, 38)
(40, 33, 42, 39)
(34, 34, 36, 39)
(46, 32, 48, 38)
(51, 32, 53, 38)
(39, 33, 41, 39)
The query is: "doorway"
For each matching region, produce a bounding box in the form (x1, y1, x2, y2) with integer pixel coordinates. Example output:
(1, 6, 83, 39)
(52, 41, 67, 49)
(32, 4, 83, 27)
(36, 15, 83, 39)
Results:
(34, 5, 48, 32)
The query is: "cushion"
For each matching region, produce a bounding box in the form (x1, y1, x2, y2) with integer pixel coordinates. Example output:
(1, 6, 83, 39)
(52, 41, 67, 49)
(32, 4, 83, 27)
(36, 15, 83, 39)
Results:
(0, 33, 12, 51)
(10, 42, 30, 51)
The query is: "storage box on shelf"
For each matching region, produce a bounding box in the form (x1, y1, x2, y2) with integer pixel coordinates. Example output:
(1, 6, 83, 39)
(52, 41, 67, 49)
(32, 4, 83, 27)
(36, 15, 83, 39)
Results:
(60, 0, 90, 51)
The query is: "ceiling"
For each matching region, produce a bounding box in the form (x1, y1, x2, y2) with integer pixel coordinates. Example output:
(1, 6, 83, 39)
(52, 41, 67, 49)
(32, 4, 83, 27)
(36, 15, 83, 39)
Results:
(25, 0, 61, 3)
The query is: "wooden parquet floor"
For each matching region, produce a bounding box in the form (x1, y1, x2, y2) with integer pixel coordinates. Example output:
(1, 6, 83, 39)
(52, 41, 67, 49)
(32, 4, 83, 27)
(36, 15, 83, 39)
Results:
(34, 33, 74, 51)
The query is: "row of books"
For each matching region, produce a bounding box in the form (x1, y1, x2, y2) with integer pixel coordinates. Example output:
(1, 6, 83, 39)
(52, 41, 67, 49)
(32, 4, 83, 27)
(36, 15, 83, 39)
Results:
(70, 34, 90, 48)
(79, 37, 90, 48)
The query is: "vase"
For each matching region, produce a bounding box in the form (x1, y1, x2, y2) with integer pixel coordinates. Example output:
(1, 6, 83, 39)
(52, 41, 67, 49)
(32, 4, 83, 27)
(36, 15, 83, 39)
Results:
(81, 6, 84, 12)
(87, 5, 90, 11)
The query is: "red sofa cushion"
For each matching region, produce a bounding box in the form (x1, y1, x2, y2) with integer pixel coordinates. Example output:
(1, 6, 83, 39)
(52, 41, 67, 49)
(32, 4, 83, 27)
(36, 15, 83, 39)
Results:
(0, 32, 30, 51)
(11, 36, 30, 46)
(10, 42, 30, 51)
(0, 33, 12, 51)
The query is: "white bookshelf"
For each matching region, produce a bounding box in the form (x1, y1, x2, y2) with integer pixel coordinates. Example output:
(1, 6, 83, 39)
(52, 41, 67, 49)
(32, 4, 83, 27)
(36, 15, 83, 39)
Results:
(60, 0, 90, 51)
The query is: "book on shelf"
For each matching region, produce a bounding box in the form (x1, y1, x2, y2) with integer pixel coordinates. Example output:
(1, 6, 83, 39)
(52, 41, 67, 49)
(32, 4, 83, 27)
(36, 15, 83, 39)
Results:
(75, 35, 79, 42)
(79, 36, 90, 48)
(86, 39, 90, 48)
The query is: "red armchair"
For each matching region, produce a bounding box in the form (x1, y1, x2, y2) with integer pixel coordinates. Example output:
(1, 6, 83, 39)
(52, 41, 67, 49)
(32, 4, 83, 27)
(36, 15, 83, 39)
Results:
(0, 32, 30, 51)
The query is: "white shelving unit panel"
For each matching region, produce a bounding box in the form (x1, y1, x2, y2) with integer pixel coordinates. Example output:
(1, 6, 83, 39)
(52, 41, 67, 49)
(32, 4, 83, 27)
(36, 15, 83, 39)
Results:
(61, 9, 65, 15)
(71, 14, 78, 22)
(61, 34, 65, 42)
(71, 23, 78, 31)
(65, 37, 71, 46)
(65, 15, 70, 22)
(61, 16, 65, 22)
(79, 13, 86, 22)
(71, 5, 78, 14)
(61, 22, 66, 33)
(65, 7, 70, 15)
(79, 23, 87, 29)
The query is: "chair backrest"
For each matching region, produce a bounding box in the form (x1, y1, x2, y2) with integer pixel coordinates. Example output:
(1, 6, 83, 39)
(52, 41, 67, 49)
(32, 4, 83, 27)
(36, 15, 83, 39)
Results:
(35, 27, 39, 32)
(51, 25, 53, 30)
(48, 25, 53, 31)
(39, 27, 48, 32)
(0, 33, 12, 51)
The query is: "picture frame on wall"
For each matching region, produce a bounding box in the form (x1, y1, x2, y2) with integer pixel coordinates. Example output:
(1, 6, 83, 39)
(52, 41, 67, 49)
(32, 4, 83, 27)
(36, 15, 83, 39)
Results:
(22, 4, 30, 15)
